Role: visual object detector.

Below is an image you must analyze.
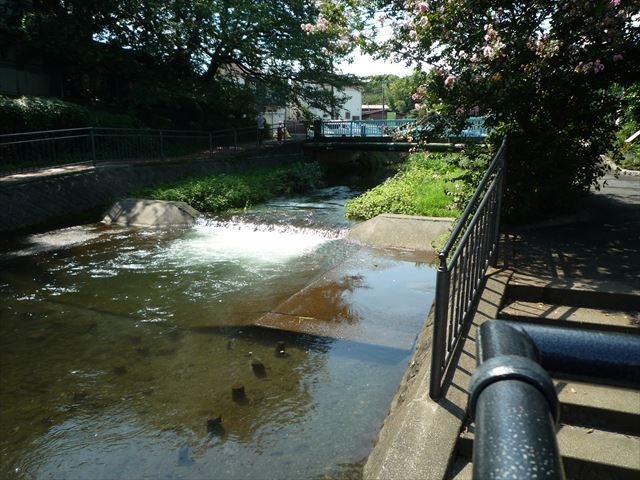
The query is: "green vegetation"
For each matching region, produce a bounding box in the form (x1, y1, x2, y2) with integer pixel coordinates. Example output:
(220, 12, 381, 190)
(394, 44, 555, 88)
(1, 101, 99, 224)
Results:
(360, 72, 426, 116)
(345, 152, 486, 220)
(614, 120, 640, 170)
(377, 1, 637, 222)
(3, 1, 362, 130)
(0, 95, 139, 133)
(137, 162, 323, 213)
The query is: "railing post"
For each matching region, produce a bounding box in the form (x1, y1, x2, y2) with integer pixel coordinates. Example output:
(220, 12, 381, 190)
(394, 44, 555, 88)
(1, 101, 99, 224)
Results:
(313, 120, 322, 140)
(491, 137, 507, 267)
(90, 127, 97, 167)
(159, 130, 165, 160)
(209, 132, 213, 159)
(429, 253, 450, 400)
(233, 129, 238, 149)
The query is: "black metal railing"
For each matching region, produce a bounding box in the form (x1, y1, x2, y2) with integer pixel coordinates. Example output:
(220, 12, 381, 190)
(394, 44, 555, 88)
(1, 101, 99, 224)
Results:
(0, 122, 308, 175)
(429, 137, 507, 399)
(470, 320, 640, 479)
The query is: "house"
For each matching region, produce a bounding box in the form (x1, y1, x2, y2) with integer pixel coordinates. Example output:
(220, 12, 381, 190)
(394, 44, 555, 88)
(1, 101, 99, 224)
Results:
(361, 105, 397, 120)
(268, 86, 362, 125)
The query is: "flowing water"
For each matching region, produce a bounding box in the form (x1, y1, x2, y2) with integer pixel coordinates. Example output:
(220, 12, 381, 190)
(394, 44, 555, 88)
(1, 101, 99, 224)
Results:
(0, 181, 437, 480)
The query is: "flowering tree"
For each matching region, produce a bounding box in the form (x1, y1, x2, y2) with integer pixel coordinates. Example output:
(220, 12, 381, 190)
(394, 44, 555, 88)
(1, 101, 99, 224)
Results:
(370, 0, 640, 220)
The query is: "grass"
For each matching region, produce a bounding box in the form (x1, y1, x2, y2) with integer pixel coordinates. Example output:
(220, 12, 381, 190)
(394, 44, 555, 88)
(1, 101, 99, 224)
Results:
(136, 161, 323, 213)
(613, 120, 640, 171)
(345, 152, 483, 220)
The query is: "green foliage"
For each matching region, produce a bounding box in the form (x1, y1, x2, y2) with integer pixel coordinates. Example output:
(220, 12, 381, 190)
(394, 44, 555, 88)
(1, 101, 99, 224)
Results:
(360, 72, 427, 116)
(137, 162, 323, 213)
(345, 152, 477, 220)
(6, 1, 363, 129)
(614, 119, 640, 170)
(0, 95, 140, 133)
(373, 0, 638, 221)
(361, 75, 401, 105)
(0, 95, 89, 133)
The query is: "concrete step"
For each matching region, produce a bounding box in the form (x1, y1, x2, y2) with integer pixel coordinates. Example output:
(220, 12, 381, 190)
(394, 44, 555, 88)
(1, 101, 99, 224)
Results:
(505, 273, 640, 311)
(447, 457, 472, 480)
(499, 300, 640, 334)
(456, 425, 640, 480)
(559, 425, 640, 480)
(556, 381, 640, 436)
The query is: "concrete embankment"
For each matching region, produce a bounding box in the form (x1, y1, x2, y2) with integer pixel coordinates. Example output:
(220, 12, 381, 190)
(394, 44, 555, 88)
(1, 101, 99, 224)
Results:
(0, 153, 303, 232)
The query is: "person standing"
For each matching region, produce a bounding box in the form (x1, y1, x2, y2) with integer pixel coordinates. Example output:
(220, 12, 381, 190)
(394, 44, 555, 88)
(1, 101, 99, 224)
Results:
(256, 113, 266, 146)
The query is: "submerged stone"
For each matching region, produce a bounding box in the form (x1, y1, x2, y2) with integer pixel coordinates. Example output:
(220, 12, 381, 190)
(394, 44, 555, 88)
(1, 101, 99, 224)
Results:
(102, 198, 200, 227)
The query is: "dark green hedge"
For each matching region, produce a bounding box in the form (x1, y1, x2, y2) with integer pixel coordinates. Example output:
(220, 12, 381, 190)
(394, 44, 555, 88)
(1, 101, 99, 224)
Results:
(0, 95, 139, 133)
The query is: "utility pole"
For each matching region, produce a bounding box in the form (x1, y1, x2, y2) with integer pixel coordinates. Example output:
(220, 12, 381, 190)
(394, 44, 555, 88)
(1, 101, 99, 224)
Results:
(381, 85, 386, 120)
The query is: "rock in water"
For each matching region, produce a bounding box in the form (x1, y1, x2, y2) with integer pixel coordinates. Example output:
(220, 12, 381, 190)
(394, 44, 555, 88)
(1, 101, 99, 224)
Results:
(102, 198, 200, 227)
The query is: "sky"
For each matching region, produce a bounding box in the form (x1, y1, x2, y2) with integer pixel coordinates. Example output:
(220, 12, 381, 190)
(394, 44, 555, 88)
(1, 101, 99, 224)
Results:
(336, 48, 415, 77)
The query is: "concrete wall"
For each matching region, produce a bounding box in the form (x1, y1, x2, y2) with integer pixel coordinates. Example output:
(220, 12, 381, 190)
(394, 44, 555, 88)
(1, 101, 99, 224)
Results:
(0, 153, 304, 232)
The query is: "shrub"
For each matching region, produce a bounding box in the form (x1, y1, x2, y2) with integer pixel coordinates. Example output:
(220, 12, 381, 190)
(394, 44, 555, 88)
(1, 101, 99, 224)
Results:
(137, 162, 323, 213)
(0, 95, 140, 133)
(345, 152, 476, 220)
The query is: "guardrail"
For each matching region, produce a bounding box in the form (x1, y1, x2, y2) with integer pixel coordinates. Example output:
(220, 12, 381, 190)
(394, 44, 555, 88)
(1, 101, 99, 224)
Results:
(0, 122, 308, 175)
(429, 137, 507, 399)
(470, 320, 640, 479)
(314, 117, 488, 140)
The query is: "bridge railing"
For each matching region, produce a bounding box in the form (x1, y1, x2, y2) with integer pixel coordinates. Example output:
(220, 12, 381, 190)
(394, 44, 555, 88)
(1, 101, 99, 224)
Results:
(319, 119, 416, 138)
(0, 122, 308, 175)
(315, 117, 488, 140)
(429, 137, 507, 399)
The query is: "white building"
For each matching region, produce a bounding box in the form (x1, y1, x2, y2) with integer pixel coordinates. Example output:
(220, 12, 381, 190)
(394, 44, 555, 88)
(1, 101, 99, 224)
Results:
(266, 86, 362, 125)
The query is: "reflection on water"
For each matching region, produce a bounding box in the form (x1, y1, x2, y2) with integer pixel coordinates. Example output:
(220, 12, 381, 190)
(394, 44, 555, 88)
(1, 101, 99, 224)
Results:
(0, 184, 436, 480)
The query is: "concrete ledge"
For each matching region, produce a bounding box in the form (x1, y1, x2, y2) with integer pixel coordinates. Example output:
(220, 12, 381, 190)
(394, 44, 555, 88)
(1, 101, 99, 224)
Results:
(348, 214, 454, 254)
(363, 269, 511, 480)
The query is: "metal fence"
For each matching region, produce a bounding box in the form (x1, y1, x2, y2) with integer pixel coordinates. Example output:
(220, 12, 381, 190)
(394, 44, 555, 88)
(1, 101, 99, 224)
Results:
(429, 137, 507, 399)
(0, 122, 308, 175)
(315, 117, 488, 140)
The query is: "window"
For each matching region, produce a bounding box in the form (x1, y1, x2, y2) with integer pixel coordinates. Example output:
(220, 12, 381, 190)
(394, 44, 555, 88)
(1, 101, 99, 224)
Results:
(345, 111, 351, 119)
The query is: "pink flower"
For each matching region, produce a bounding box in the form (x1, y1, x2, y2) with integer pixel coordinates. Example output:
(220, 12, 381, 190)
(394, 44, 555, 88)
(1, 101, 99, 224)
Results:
(470, 105, 480, 115)
(610, 0, 621, 6)
(455, 107, 465, 116)
(417, 2, 429, 13)
(414, 103, 424, 110)
(594, 59, 605, 73)
(444, 74, 456, 87)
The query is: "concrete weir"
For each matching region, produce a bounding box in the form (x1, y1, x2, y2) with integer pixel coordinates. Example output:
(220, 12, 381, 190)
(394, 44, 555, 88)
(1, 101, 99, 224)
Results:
(348, 214, 455, 253)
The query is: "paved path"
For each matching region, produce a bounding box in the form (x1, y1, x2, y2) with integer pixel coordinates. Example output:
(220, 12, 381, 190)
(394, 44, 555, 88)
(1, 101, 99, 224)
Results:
(502, 170, 640, 293)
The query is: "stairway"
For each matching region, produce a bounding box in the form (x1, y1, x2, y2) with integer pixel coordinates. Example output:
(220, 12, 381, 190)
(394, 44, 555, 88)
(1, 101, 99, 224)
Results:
(447, 276, 640, 480)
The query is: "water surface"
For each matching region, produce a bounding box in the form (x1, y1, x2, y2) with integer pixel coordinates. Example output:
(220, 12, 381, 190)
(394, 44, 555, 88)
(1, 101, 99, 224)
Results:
(0, 184, 436, 479)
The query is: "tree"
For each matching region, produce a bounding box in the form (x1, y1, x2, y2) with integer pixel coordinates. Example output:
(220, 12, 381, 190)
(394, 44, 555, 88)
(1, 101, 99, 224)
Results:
(3, 0, 364, 128)
(361, 74, 400, 104)
(369, 0, 640, 220)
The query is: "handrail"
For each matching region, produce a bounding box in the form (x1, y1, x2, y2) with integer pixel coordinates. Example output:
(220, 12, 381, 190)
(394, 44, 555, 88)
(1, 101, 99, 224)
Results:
(470, 320, 640, 479)
(429, 136, 507, 399)
(0, 122, 308, 175)
(440, 139, 506, 259)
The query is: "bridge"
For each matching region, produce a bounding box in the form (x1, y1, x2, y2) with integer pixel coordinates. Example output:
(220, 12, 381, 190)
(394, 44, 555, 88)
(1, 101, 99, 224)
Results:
(305, 118, 488, 151)
(0, 118, 488, 176)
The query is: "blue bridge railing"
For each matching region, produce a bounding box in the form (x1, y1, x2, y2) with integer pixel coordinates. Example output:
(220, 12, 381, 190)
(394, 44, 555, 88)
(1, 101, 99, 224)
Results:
(315, 117, 488, 140)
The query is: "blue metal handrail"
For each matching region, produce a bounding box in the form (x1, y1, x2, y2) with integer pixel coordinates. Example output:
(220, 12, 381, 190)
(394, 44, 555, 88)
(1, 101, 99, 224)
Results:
(429, 137, 507, 399)
(315, 117, 488, 140)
